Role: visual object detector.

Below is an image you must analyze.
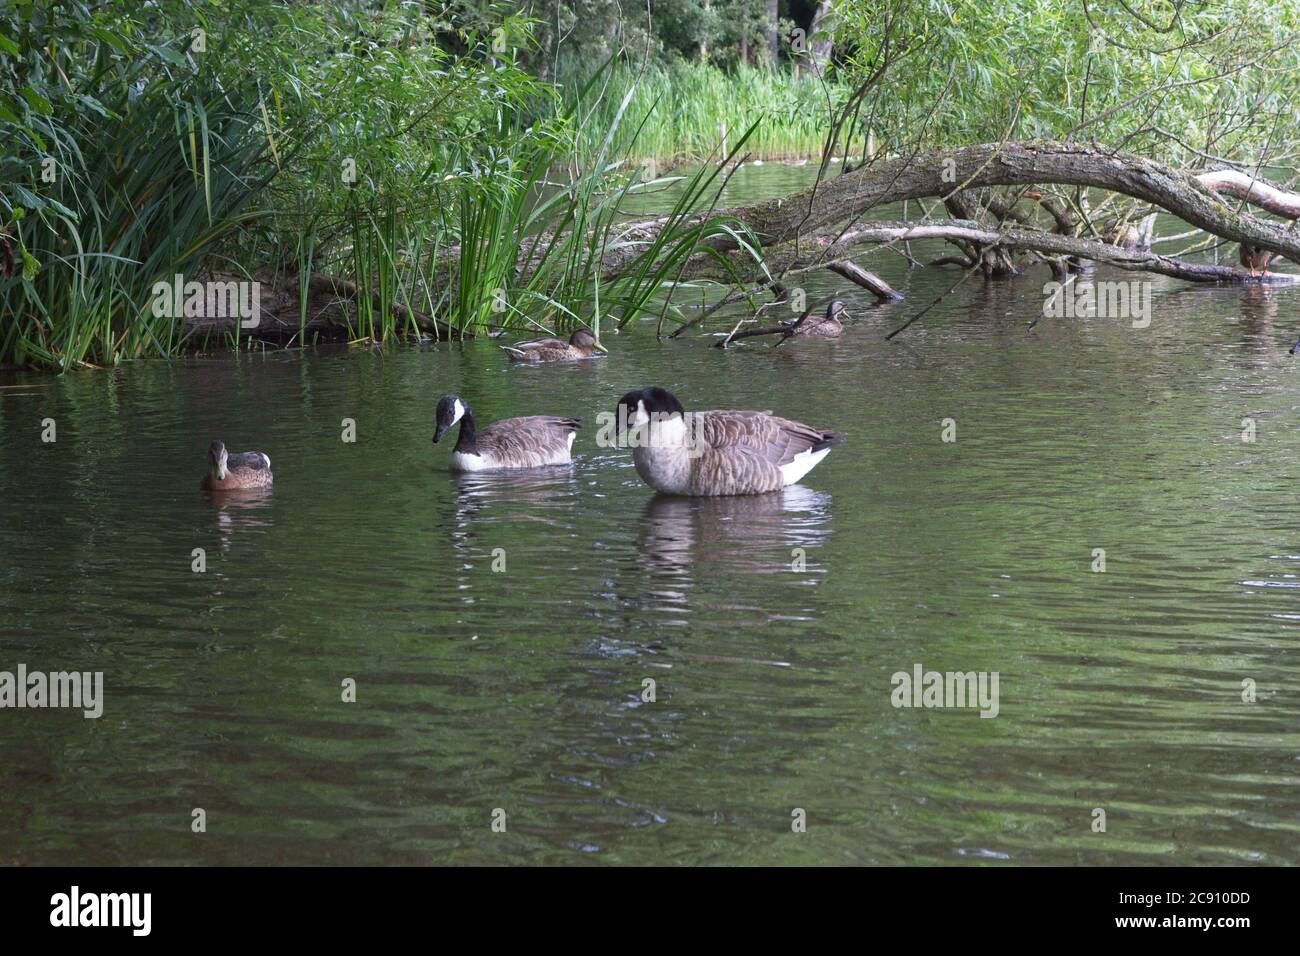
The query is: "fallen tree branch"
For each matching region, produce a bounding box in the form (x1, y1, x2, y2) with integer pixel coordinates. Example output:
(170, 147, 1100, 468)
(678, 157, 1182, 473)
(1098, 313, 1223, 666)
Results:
(709, 141, 1300, 265)
(714, 323, 797, 348)
(689, 220, 1300, 285)
(1196, 169, 1300, 218)
(826, 261, 904, 300)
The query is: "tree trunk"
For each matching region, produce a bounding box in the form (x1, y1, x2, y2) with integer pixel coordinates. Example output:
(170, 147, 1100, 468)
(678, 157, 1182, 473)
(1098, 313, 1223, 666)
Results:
(808, 0, 834, 74)
(766, 0, 780, 64)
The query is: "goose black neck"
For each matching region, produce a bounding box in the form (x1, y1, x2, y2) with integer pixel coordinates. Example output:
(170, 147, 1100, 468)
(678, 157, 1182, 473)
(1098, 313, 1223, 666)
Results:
(454, 408, 478, 453)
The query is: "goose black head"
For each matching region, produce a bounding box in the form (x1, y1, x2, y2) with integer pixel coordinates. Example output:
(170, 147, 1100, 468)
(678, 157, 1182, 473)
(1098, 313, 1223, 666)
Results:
(208, 440, 229, 480)
(639, 386, 685, 418)
(615, 389, 643, 442)
(615, 387, 685, 446)
(617, 385, 684, 431)
(433, 394, 468, 444)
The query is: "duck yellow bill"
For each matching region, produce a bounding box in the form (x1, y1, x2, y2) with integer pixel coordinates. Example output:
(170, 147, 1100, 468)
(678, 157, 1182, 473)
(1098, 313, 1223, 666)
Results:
(594, 341, 608, 353)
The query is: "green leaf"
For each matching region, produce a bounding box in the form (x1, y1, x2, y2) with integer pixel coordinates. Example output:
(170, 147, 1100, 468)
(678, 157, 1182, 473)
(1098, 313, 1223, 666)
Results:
(148, 44, 190, 67)
(88, 28, 129, 53)
(21, 249, 39, 281)
(21, 87, 53, 116)
(10, 184, 45, 210)
(0, 33, 19, 57)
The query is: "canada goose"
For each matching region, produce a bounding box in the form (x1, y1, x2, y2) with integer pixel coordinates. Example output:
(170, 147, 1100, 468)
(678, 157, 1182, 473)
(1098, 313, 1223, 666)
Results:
(200, 440, 272, 491)
(615, 386, 842, 496)
(1239, 242, 1274, 277)
(432, 394, 580, 471)
(790, 299, 847, 338)
(501, 328, 607, 363)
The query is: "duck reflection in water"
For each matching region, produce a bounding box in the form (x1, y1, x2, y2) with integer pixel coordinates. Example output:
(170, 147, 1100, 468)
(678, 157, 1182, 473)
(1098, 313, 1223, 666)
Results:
(202, 487, 275, 557)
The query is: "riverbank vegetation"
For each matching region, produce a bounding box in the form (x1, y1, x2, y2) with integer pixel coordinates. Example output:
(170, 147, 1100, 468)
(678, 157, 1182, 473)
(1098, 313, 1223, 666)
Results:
(3, 1, 1300, 371)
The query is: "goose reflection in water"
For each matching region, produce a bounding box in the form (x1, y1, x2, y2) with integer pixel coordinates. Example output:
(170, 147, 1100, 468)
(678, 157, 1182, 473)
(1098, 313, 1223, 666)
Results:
(444, 468, 580, 588)
(632, 485, 833, 624)
(447, 466, 579, 522)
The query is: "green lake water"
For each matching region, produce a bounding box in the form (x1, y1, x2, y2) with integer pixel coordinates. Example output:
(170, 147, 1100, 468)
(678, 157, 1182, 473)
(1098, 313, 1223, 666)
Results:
(2, 166, 1300, 864)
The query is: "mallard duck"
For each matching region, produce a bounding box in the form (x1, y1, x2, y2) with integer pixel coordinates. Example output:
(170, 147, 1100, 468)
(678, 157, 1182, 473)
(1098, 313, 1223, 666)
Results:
(1239, 242, 1274, 277)
(200, 440, 272, 491)
(432, 394, 580, 471)
(501, 328, 607, 363)
(614, 386, 842, 496)
(790, 299, 847, 337)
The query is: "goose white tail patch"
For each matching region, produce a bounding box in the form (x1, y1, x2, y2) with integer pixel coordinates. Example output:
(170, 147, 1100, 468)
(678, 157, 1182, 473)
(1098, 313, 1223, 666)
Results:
(779, 447, 830, 486)
(566, 432, 575, 451)
(261, 453, 271, 469)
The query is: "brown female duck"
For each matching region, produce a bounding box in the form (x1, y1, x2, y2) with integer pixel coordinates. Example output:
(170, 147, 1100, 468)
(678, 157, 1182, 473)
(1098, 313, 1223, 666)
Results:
(1239, 242, 1274, 277)
(200, 440, 272, 491)
(501, 328, 607, 363)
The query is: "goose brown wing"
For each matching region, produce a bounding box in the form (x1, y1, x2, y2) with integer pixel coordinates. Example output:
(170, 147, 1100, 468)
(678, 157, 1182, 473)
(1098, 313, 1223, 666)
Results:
(697, 410, 836, 468)
(478, 415, 580, 461)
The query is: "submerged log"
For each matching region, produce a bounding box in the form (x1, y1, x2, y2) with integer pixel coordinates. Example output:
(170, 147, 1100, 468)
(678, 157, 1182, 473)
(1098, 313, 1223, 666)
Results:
(181, 272, 458, 342)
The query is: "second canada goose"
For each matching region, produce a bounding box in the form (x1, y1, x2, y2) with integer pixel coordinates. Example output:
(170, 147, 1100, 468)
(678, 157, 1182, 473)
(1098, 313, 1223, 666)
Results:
(1239, 242, 1274, 277)
(200, 440, 272, 491)
(501, 328, 607, 363)
(789, 299, 847, 338)
(432, 394, 580, 471)
(615, 386, 842, 496)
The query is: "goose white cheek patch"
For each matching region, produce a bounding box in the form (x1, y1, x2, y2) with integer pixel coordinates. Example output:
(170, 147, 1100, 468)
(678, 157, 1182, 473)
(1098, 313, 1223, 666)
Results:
(653, 414, 688, 446)
(451, 399, 466, 425)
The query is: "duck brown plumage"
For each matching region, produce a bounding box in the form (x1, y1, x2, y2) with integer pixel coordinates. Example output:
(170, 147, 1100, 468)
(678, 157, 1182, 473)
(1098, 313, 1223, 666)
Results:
(501, 328, 607, 363)
(200, 440, 272, 491)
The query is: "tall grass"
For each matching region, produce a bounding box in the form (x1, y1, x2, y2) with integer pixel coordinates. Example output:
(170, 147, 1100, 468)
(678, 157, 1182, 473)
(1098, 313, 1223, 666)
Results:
(0, 5, 767, 370)
(0, 2, 298, 370)
(558, 59, 844, 165)
(436, 66, 766, 338)
(2, 95, 273, 369)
